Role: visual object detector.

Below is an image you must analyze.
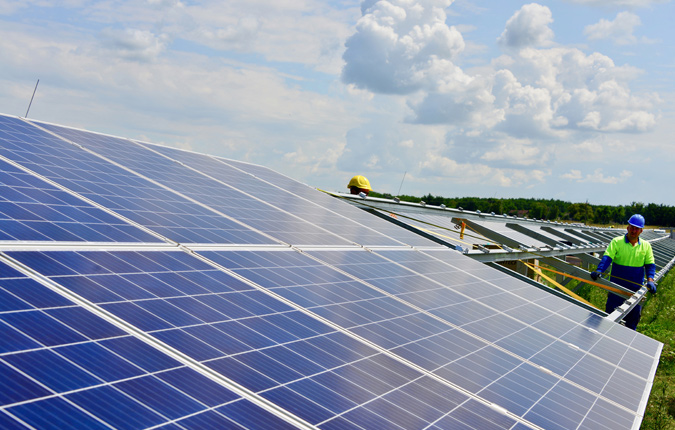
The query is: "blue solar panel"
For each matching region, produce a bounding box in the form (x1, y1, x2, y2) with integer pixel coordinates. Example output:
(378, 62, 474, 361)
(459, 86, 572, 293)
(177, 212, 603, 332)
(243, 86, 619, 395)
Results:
(0, 115, 663, 429)
(0, 158, 158, 242)
(32, 121, 354, 246)
(199, 247, 658, 430)
(4, 249, 535, 429)
(136, 140, 439, 247)
(0, 260, 301, 429)
(0, 115, 275, 245)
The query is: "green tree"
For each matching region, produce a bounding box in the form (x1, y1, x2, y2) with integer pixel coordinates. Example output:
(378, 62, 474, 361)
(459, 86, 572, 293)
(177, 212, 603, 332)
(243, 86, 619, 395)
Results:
(569, 203, 594, 224)
(530, 202, 548, 219)
(549, 204, 560, 220)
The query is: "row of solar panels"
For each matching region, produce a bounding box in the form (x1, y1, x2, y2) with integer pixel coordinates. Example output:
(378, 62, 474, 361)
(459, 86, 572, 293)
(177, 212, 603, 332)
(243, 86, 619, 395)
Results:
(0, 113, 664, 429)
(343, 194, 675, 278)
(341, 194, 675, 318)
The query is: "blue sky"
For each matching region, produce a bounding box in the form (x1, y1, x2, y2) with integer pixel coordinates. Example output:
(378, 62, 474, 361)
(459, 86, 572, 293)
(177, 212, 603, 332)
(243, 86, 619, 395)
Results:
(0, 0, 673, 207)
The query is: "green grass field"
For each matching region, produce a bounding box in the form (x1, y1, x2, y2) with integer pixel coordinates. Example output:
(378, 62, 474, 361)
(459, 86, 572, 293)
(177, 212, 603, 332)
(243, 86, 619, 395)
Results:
(639, 271, 675, 429)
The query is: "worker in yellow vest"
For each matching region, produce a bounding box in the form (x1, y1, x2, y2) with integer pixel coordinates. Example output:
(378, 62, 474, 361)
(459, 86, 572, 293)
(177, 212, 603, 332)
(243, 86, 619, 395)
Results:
(590, 214, 656, 329)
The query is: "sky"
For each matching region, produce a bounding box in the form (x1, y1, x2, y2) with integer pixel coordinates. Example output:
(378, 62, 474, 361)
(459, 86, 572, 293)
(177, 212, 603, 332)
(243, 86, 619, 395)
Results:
(0, 0, 674, 207)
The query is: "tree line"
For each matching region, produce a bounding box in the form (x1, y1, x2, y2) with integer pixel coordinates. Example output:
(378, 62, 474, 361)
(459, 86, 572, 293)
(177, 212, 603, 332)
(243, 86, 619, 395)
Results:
(370, 192, 675, 227)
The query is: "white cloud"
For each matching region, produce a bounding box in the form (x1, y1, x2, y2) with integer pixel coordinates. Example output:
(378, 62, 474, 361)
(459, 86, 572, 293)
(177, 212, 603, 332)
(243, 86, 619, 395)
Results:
(561, 168, 633, 184)
(197, 15, 261, 48)
(341, 0, 466, 94)
(100, 28, 169, 62)
(418, 154, 549, 187)
(407, 73, 501, 127)
(497, 46, 658, 133)
(497, 3, 554, 49)
(561, 169, 583, 180)
(147, 0, 183, 6)
(584, 11, 641, 45)
(480, 138, 544, 167)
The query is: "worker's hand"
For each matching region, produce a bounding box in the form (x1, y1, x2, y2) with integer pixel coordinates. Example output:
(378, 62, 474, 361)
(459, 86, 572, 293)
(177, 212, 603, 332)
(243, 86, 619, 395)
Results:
(590, 271, 601, 281)
(646, 281, 657, 294)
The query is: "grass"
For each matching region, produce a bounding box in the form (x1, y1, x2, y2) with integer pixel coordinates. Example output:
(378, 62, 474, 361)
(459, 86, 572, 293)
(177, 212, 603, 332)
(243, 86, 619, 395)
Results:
(639, 271, 675, 429)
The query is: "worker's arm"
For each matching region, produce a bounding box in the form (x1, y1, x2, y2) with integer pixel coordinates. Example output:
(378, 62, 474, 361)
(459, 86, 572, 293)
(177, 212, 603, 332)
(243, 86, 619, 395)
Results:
(645, 243, 656, 293)
(590, 255, 612, 280)
(646, 263, 657, 293)
(597, 255, 612, 273)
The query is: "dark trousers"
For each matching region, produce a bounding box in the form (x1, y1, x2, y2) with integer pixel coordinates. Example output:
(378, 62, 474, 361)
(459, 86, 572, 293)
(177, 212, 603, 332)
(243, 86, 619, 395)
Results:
(605, 293, 641, 330)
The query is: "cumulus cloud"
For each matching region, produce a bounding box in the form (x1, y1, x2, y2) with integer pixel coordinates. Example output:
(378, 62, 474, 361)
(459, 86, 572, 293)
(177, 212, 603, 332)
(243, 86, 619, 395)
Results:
(497, 3, 554, 48)
(339, 0, 658, 186)
(399, 2, 654, 134)
(100, 28, 169, 61)
(496, 46, 658, 133)
(584, 11, 641, 45)
(407, 73, 500, 127)
(341, 0, 466, 94)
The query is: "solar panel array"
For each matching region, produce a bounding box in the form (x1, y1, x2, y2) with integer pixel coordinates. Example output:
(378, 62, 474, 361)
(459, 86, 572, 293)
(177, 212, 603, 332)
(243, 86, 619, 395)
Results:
(0, 113, 663, 430)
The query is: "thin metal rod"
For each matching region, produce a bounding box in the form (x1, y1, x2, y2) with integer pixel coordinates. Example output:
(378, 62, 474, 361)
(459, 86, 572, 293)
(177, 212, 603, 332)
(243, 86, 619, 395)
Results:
(397, 171, 406, 196)
(24, 79, 40, 118)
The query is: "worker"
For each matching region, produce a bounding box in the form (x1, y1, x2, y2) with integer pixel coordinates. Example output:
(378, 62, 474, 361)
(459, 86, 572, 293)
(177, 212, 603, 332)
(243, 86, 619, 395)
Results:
(590, 214, 656, 330)
(348, 175, 372, 196)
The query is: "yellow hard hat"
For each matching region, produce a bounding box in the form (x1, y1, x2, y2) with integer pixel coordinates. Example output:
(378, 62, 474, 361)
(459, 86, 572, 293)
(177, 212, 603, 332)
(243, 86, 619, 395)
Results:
(348, 175, 372, 191)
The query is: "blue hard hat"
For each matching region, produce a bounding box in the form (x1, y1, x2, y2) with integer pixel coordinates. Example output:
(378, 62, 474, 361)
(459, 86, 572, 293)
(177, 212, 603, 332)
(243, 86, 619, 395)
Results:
(628, 214, 645, 228)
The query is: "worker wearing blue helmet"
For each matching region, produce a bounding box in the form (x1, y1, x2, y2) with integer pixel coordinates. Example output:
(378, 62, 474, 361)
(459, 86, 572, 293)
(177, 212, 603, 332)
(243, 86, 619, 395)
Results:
(590, 214, 656, 330)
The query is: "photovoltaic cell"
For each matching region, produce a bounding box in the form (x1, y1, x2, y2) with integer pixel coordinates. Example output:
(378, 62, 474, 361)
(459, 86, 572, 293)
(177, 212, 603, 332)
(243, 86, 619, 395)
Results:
(34, 121, 356, 246)
(0, 158, 158, 242)
(4, 249, 527, 429)
(200, 247, 659, 430)
(0, 114, 664, 430)
(0, 259, 296, 429)
(0, 115, 275, 245)
(138, 141, 440, 247)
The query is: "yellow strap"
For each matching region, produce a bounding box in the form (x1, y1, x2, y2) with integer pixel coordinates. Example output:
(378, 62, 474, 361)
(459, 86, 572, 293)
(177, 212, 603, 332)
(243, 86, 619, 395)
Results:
(528, 264, 634, 298)
(522, 261, 599, 309)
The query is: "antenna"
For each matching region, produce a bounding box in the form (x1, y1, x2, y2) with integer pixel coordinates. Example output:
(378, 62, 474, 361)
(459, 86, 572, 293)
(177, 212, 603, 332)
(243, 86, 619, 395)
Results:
(397, 171, 407, 196)
(24, 79, 40, 118)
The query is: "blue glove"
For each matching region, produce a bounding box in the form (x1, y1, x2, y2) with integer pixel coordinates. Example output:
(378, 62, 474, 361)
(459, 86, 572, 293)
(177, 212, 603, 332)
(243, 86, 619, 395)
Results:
(647, 281, 656, 294)
(590, 271, 601, 281)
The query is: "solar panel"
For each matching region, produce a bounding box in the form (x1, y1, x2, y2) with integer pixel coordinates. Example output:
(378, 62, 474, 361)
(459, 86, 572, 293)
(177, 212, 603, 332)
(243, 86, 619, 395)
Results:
(3, 248, 523, 429)
(0, 257, 303, 430)
(32, 121, 359, 247)
(0, 158, 159, 243)
(0, 115, 275, 245)
(139, 142, 440, 247)
(0, 114, 664, 430)
(198, 247, 659, 430)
